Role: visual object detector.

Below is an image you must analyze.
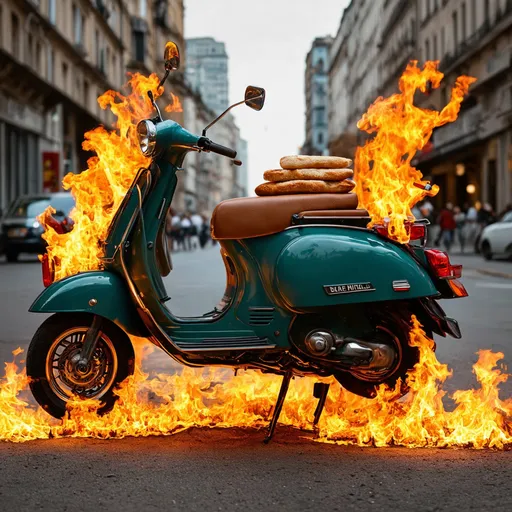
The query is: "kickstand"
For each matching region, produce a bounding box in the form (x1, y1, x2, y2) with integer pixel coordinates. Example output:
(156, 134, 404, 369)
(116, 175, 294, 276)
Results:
(264, 371, 292, 444)
(312, 382, 330, 430)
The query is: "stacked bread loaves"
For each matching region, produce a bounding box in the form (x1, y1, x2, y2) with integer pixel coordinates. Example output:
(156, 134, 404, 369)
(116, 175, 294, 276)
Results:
(255, 155, 355, 196)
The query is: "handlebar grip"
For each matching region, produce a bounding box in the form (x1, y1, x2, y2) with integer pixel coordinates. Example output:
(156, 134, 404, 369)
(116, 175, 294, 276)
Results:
(198, 137, 237, 159)
(207, 141, 237, 159)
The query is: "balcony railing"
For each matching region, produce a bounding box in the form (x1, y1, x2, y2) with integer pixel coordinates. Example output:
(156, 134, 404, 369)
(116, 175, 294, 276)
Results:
(440, 0, 512, 73)
(433, 104, 482, 149)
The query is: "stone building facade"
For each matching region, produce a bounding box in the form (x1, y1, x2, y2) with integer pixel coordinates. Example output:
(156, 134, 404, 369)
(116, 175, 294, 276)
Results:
(326, 0, 512, 212)
(413, 0, 512, 213)
(328, 0, 384, 158)
(0, 0, 245, 217)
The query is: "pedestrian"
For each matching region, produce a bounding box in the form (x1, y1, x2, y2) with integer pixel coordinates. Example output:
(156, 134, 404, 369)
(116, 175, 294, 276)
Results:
(171, 210, 182, 251)
(465, 202, 478, 248)
(180, 214, 193, 251)
(199, 214, 210, 249)
(191, 211, 203, 249)
(437, 202, 456, 252)
(420, 199, 434, 222)
(453, 206, 466, 253)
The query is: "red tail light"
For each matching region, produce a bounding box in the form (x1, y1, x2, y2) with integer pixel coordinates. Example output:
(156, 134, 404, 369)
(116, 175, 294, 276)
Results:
(424, 249, 463, 280)
(41, 253, 55, 287)
(374, 222, 426, 243)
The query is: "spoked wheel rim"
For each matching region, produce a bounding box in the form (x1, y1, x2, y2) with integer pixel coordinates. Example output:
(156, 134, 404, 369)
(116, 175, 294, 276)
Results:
(45, 327, 118, 402)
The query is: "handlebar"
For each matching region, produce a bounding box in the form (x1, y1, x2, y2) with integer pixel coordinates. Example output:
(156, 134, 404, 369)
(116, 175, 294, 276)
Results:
(197, 137, 237, 159)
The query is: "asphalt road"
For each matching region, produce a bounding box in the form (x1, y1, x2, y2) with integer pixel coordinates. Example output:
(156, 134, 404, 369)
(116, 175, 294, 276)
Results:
(1, 246, 512, 511)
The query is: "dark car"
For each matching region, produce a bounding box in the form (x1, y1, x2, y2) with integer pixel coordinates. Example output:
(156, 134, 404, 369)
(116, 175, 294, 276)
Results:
(0, 193, 75, 262)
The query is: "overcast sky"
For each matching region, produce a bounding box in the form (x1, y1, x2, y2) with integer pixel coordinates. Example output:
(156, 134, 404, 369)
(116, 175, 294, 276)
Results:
(184, 0, 351, 196)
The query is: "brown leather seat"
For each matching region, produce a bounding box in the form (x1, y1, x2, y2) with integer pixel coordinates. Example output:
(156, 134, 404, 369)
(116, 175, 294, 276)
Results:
(211, 193, 360, 240)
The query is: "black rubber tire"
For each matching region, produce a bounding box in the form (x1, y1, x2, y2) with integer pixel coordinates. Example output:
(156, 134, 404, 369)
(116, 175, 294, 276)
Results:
(6, 249, 18, 262)
(481, 241, 493, 261)
(335, 313, 429, 399)
(27, 313, 135, 419)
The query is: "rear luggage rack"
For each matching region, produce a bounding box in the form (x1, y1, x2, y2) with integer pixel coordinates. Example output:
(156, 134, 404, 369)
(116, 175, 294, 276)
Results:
(291, 212, 371, 228)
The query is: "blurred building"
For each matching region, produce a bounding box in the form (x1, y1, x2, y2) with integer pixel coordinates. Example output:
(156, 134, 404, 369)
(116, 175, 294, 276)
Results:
(185, 37, 229, 115)
(0, 0, 243, 217)
(0, 0, 125, 213)
(413, 0, 512, 213)
(302, 36, 332, 156)
(324, 0, 512, 212)
(328, 0, 383, 159)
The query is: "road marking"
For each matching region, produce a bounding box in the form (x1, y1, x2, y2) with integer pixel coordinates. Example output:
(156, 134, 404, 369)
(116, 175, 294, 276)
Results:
(475, 282, 512, 289)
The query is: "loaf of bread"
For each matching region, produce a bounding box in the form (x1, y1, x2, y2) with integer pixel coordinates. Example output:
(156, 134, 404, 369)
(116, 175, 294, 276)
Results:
(255, 179, 356, 196)
(280, 155, 352, 170)
(263, 168, 353, 182)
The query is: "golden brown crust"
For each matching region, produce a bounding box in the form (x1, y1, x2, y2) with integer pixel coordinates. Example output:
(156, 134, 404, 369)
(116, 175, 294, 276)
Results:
(255, 179, 356, 196)
(263, 168, 353, 182)
(280, 155, 353, 170)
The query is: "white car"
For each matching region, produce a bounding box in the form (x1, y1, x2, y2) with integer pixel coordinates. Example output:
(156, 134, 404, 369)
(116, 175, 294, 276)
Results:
(479, 211, 512, 260)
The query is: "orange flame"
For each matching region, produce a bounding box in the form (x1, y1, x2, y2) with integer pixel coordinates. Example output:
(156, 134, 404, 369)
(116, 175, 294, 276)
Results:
(165, 92, 183, 113)
(0, 318, 510, 447)
(40, 73, 165, 281)
(355, 61, 477, 243)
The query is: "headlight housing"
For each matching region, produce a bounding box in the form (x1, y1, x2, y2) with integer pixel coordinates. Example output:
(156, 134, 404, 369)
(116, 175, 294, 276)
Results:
(137, 120, 157, 157)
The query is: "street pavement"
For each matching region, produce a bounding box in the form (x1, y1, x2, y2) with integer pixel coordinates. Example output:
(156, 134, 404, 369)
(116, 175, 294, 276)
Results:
(0, 245, 511, 511)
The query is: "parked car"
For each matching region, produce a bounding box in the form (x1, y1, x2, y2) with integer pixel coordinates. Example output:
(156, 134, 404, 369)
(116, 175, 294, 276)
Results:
(479, 211, 512, 260)
(0, 192, 75, 262)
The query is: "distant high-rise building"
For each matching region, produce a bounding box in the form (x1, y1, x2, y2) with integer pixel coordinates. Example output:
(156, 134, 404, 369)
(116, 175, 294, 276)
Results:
(186, 37, 229, 114)
(302, 36, 332, 156)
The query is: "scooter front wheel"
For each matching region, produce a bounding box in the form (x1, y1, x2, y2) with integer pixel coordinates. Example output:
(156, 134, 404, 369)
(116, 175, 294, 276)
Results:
(27, 313, 135, 419)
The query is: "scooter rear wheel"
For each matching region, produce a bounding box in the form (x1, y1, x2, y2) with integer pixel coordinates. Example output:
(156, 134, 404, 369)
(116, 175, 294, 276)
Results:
(334, 314, 431, 399)
(27, 313, 135, 419)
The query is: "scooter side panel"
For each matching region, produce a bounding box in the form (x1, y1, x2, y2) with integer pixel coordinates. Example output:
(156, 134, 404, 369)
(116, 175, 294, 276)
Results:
(273, 227, 438, 309)
(29, 271, 149, 337)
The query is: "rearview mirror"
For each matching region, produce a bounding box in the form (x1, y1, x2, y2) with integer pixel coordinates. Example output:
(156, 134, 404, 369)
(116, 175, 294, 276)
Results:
(245, 86, 265, 111)
(164, 41, 180, 72)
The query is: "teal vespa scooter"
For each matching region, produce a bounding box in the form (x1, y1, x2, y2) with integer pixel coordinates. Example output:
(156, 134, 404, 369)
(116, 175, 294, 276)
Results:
(26, 43, 467, 441)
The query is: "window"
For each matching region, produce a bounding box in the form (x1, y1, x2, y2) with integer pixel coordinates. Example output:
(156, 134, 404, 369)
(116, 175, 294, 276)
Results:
(134, 31, 145, 62)
(471, 0, 477, 33)
(112, 54, 117, 84)
(84, 80, 89, 109)
(47, 47, 54, 82)
(425, 0, 430, 19)
(62, 62, 68, 90)
(95, 30, 100, 65)
(484, 0, 490, 23)
(73, 5, 83, 45)
(11, 13, 19, 59)
(139, 0, 147, 18)
(433, 34, 438, 60)
(452, 11, 458, 50)
(48, 0, 56, 24)
(425, 39, 430, 61)
(318, 132, 324, 146)
(35, 42, 42, 73)
(441, 26, 445, 56)
(28, 34, 33, 66)
(105, 47, 110, 74)
(461, 2, 467, 42)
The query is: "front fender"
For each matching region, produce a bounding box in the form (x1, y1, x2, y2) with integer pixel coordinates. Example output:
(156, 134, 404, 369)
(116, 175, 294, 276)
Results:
(29, 271, 149, 338)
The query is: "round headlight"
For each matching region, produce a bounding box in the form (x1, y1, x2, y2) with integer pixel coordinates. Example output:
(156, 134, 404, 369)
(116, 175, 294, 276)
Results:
(137, 120, 157, 156)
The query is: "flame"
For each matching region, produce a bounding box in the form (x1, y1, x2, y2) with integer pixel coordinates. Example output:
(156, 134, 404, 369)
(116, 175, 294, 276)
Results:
(40, 73, 166, 281)
(0, 318, 510, 447)
(165, 92, 183, 113)
(355, 61, 477, 243)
